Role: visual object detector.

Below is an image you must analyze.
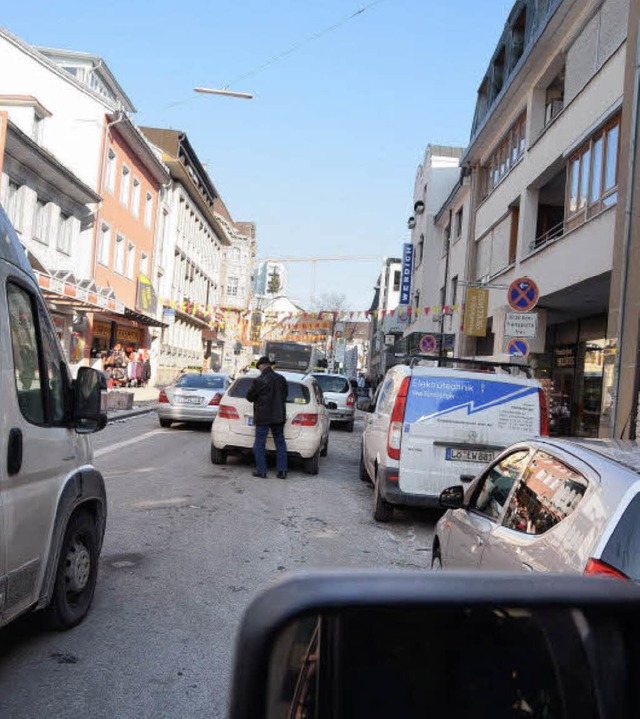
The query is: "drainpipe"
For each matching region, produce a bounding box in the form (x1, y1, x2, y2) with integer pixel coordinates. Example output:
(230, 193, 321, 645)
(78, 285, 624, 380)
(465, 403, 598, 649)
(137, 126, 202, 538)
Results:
(439, 209, 453, 364)
(611, 16, 640, 438)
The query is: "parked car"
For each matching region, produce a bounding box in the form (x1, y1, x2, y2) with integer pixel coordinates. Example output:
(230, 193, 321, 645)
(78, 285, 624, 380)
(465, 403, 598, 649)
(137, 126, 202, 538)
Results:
(360, 360, 547, 521)
(433, 438, 640, 580)
(311, 372, 356, 431)
(157, 373, 231, 427)
(211, 371, 330, 474)
(0, 202, 108, 630)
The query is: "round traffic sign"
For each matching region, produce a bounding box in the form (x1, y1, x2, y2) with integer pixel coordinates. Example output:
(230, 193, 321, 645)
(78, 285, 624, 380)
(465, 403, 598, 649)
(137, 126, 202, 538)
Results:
(419, 334, 437, 353)
(507, 338, 529, 358)
(508, 277, 539, 312)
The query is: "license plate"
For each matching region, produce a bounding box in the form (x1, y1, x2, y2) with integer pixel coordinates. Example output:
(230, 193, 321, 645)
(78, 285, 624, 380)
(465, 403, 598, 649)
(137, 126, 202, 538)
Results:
(175, 396, 203, 405)
(247, 417, 254, 426)
(445, 448, 496, 463)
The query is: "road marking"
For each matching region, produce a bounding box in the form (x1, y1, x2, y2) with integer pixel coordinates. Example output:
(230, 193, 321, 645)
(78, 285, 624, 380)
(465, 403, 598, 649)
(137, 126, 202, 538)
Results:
(94, 429, 169, 458)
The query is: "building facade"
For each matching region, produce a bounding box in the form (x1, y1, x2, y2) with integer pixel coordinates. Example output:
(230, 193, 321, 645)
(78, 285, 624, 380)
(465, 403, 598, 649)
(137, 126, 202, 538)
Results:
(367, 257, 402, 383)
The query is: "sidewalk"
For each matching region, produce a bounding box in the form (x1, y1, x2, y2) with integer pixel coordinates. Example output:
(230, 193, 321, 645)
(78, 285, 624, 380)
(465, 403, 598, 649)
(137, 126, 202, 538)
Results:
(106, 385, 160, 423)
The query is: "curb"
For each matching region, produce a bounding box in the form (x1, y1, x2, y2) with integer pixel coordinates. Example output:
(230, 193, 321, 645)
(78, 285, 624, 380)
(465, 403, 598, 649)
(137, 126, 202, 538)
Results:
(107, 407, 155, 424)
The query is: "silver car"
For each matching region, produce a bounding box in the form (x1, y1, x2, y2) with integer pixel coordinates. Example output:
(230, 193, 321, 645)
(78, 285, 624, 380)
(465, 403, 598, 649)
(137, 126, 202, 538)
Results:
(311, 373, 356, 432)
(157, 373, 231, 427)
(433, 438, 640, 582)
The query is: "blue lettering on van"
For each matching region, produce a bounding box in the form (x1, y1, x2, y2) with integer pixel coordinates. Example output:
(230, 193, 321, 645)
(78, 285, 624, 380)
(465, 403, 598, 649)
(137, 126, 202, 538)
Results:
(404, 377, 538, 424)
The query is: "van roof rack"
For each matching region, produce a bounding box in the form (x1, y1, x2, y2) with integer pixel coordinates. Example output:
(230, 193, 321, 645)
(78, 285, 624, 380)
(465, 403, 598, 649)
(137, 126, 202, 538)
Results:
(404, 354, 533, 379)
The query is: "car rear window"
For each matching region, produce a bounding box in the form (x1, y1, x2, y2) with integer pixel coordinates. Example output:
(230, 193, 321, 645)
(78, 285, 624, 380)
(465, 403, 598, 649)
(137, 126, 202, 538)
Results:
(228, 377, 310, 404)
(176, 374, 225, 389)
(600, 493, 640, 582)
(313, 374, 349, 393)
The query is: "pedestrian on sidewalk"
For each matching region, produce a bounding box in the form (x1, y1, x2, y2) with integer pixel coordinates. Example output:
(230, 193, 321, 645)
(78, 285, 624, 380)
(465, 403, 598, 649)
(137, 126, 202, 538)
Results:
(246, 356, 288, 479)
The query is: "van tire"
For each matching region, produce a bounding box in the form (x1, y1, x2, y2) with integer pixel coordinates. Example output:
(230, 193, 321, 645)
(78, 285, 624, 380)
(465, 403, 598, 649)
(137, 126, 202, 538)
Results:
(211, 445, 227, 465)
(345, 420, 355, 433)
(359, 452, 370, 482)
(373, 475, 393, 522)
(45, 510, 99, 630)
(320, 435, 329, 457)
(304, 450, 320, 475)
(159, 418, 172, 428)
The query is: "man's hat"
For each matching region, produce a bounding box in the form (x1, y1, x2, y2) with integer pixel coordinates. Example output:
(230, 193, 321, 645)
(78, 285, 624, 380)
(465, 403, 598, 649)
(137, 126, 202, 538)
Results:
(256, 356, 275, 367)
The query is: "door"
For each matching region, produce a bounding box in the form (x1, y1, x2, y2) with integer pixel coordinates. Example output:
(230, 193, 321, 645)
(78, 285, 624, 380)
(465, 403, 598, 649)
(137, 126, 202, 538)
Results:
(362, 375, 396, 478)
(1, 279, 77, 621)
(480, 449, 590, 572)
(444, 449, 531, 569)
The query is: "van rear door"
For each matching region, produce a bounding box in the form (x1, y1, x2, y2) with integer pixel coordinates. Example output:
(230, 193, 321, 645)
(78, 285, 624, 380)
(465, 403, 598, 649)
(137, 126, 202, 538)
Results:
(399, 370, 541, 498)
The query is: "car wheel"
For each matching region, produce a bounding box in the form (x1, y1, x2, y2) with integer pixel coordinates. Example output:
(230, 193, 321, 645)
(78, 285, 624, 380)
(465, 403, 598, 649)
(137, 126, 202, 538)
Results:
(320, 435, 329, 457)
(431, 545, 443, 571)
(345, 420, 355, 433)
(304, 450, 320, 475)
(359, 451, 370, 482)
(211, 445, 227, 465)
(159, 418, 172, 428)
(46, 510, 99, 630)
(373, 472, 393, 522)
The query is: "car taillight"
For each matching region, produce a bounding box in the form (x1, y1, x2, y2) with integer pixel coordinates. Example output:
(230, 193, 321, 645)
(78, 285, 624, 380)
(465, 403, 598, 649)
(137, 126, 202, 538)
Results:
(538, 388, 549, 436)
(218, 404, 240, 420)
(292, 413, 318, 426)
(387, 377, 410, 461)
(347, 393, 355, 407)
(158, 389, 169, 404)
(584, 558, 628, 580)
(209, 393, 222, 406)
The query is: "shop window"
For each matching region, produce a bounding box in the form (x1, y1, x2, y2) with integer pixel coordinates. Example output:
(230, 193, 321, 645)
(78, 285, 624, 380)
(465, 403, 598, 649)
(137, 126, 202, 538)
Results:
(481, 113, 526, 200)
(502, 451, 588, 535)
(566, 115, 620, 231)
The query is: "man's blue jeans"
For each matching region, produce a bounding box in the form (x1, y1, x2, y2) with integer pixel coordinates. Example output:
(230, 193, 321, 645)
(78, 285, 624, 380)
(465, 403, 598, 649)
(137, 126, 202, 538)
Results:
(254, 423, 287, 475)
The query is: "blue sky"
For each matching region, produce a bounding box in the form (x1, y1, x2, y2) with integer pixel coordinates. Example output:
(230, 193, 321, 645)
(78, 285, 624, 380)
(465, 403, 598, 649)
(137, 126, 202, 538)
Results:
(4, 0, 514, 310)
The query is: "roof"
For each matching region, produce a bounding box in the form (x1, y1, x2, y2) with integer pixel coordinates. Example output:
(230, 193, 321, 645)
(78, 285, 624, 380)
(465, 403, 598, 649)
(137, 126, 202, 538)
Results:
(108, 114, 170, 187)
(560, 439, 640, 477)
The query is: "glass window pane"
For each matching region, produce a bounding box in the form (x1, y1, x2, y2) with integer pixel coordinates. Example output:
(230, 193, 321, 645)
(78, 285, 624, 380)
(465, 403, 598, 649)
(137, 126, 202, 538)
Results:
(473, 450, 530, 520)
(590, 136, 603, 203)
(604, 123, 619, 191)
(519, 120, 526, 156)
(569, 157, 580, 214)
(8, 284, 45, 424)
(579, 148, 590, 210)
(39, 305, 68, 423)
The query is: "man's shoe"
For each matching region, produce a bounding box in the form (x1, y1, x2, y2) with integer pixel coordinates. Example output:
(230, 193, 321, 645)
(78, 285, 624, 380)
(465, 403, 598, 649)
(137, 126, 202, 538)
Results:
(252, 471, 267, 478)
(277, 471, 287, 479)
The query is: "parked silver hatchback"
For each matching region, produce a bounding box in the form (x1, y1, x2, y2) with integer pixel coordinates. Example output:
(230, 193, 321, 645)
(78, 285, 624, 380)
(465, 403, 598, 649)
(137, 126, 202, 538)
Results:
(311, 373, 355, 432)
(433, 438, 640, 582)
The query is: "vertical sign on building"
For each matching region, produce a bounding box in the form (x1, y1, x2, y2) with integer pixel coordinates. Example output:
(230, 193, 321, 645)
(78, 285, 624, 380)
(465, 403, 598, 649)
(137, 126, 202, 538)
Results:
(0, 111, 7, 179)
(400, 243, 414, 305)
(463, 287, 489, 337)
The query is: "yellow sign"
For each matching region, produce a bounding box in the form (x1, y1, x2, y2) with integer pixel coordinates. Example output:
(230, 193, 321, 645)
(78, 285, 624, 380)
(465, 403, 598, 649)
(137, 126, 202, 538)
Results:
(116, 326, 142, 343)
(464, 287, 489, 337)
(93, 321, 111, 339)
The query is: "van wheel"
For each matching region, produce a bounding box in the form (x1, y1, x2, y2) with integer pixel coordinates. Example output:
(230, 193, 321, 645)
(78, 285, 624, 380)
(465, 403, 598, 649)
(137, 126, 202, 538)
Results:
(46, 510, 99, 630)
(345, 420, 355, 433)
(304, 450, 320, 475)
(320, 436, 329, 457)
(159, 418, 172, 428)
(373, 474, 393, 522)
(359, 452, 370, 482)
(211, 445, 227, 465)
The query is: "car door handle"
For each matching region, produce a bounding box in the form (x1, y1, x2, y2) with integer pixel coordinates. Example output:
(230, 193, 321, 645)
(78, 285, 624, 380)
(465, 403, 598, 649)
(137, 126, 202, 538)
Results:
(475, 537, 484, 547)
(7, 428, 23, 476)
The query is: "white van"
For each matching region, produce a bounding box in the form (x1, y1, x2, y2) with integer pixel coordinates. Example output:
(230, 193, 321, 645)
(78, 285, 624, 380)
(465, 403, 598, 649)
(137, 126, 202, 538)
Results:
(0, 203, 108, 629)
(360, 361, 547, 521)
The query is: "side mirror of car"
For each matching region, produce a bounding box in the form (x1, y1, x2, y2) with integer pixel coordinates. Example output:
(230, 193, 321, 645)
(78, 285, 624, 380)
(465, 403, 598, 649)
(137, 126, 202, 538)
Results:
(229, 572, 640, 719)
(439, 485, 465, 509)
(73, 367, 108, 434)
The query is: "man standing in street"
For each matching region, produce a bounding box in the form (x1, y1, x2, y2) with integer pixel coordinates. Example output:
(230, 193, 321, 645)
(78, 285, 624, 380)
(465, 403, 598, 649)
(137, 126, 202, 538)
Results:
(246, 356, 289, 478)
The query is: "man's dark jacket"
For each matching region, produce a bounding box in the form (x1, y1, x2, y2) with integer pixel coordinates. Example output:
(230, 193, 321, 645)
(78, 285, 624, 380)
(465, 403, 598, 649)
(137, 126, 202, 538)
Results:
(246, 367, 288, 425)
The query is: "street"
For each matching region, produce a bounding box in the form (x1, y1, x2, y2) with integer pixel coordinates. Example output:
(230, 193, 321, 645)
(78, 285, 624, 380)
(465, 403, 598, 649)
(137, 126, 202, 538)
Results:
(0, 413, 437, 719)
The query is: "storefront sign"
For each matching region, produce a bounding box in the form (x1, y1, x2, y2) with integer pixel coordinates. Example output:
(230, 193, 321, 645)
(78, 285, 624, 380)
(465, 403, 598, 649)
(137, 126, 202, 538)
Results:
(384, 334, 396, 346)
(400, 243, 414, 305)
(554, 345, 576, 368)
(463, 287, 489, 337)
(505, 312, 538, 338)
(116, 326, 142, 344)
(93, 321, 112, 339)
(136, 274, 158, 315)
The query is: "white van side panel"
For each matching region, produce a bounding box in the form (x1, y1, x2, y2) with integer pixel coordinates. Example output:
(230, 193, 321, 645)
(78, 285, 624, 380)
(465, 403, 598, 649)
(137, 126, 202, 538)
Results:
(399, 370, 541, 497)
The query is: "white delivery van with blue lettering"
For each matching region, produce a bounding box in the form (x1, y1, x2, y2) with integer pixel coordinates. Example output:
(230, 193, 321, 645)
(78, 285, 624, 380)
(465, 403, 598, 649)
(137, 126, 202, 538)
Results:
(360, 362, 547, 522)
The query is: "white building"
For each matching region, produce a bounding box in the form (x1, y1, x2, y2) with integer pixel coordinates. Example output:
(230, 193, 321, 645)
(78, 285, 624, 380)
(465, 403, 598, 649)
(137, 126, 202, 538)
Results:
(367, 257, 402, 381)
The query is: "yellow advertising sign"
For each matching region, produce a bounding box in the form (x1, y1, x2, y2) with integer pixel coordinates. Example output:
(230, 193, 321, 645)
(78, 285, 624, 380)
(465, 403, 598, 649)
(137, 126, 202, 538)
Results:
(464, 287, 489, 337)
(93, 321, 111, 339)
(116, 326, 142, 343)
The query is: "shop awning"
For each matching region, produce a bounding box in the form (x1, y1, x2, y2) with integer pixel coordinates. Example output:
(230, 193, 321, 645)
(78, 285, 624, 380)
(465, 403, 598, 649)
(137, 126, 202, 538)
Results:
(35, 270, 124, 314)
(124, 307, 167, 328)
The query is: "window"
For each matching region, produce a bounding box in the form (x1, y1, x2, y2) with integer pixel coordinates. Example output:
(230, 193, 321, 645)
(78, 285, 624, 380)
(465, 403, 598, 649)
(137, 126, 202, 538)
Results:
(144, 192, 153, 228)
(414, 290, 420, 314)
(105, 148, 117, 193)
(140, 251, 149, 277)
(114, 234, 125, 274)
(33, 113, 44, 143)
(120, 165, 131, 207)
(5, 181, 23, 230)
(8, 283, 44, 424)
(227, 276, 239, 297)
(99, 223, 111, 266)
(393, 270, 401, 292)
(600, 493, 640, 583)
(439, 286, 445, 309)
(56, 213, 73, 254)
(443, 224, 451, 257)
(566, 115, 620, 230)
(126, 241, 136, 279)
(481, 113, 526, 199)
(544, 69, 564, 127)
(38, 304, 68, 424)
(502, 451, 588, 535)
(472, 450, 531, 520)
(229, 247, 241, 264)
(417, 235, 425, 265)
(509, 205, 520, 264)
(131, 178, 141, 218)
(450, 276, 458, 307)
(454, 208, 463, 239)
(33, 198, 47, 244)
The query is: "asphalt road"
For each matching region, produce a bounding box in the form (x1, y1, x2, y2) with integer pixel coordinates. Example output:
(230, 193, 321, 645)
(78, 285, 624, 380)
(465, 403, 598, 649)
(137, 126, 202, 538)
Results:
(0, 412, 438, 718)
